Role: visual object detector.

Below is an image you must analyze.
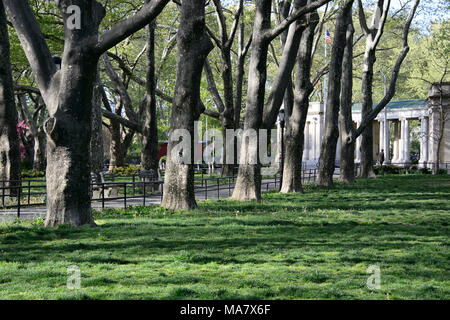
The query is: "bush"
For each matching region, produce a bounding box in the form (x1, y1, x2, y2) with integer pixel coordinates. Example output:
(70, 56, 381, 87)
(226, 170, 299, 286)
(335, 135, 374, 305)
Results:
(21, 170, 45, 179)
(112, 165, 140, 177)
(419, 167, 432, 175)
(374, 165, 401, 175)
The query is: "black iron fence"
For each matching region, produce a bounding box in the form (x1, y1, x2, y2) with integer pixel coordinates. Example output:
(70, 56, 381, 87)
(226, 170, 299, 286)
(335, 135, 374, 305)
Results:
(4, 163, 449, 219)
(0, 168, 320, 218)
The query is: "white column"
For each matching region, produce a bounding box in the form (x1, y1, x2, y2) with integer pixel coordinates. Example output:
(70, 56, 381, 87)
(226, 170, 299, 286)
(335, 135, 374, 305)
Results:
(355, 121, 361, 163)
(404, 119, 410, 164)
(419, 116, 429, 167)
(304, 121, 310, 161)
(393, 121, 400, 162)
(276, 119, 282, 166)
(429, 108, 439, 167)
(399, 119, 405, 163)
(379, 120, 384, 152)
(314, 120, 319, 161)
(385, 119, 391, 164)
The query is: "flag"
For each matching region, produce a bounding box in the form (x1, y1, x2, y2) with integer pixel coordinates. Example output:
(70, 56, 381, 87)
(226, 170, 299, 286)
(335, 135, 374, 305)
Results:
(325, 30, 333, 45)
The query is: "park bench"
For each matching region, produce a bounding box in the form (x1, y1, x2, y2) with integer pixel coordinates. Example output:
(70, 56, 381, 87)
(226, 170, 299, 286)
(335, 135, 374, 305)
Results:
(91, 172, 120, 198)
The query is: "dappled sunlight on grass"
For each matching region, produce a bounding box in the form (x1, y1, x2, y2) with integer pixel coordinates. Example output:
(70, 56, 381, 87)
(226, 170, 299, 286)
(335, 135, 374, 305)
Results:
(0, 174, 449, 299)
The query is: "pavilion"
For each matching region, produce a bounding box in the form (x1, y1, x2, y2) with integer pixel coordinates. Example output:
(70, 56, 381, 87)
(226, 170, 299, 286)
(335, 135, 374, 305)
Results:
(277, 82, 450, 169)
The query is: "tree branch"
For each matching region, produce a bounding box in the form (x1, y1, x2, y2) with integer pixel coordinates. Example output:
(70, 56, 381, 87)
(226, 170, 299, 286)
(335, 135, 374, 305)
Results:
(95, 0, 170, 55)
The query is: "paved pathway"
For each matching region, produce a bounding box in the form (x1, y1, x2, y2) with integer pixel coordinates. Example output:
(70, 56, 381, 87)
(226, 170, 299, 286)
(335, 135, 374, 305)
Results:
(0, 177, 288, 222)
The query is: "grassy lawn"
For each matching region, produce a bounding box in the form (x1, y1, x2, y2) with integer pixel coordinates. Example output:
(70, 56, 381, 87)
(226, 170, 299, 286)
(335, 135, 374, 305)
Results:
(0, 174, 448, 300)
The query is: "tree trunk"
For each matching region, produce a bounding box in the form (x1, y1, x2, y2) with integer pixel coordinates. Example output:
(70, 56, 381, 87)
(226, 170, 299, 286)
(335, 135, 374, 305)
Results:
(33, 131, 46, 172)
(359, 47, 377, 178)
(108, 121, 134, 171)
(339, 14, 356, 183)
(0, 1, 20, 193)
(162, 0, 213, 210)
(281, 8, 319, 193)
(91, 70, 104, 178)
(5, 0, 169, 226)
(317, 0, 354, 187)
(232, 0, 272, 201)
(141, 20, 159, 173)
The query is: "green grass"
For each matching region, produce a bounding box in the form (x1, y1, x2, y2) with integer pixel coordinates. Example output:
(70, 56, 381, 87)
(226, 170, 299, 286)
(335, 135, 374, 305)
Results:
(0, 174, 449, 300)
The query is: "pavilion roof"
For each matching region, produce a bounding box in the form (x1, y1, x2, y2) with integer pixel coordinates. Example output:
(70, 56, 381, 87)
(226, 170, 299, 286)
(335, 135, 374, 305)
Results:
(352, 99, 427, 111)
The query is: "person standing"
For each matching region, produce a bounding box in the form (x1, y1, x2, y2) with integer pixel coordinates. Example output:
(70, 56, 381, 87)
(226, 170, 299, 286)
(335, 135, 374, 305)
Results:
(378, 149, 385, 166)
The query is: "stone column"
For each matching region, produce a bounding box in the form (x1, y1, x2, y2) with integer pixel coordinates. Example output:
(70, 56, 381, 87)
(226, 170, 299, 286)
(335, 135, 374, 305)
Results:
(276, 118, 282, 166)
(379, 120, 384, 152)
(304, 121, 310, 161)
(384, 119, 390, 164)
(404, 118, 410, 164)
(313, 120, 318, 161)
(428, 107, 439, 168)
(393, 120, 400, 162)
(355, 121, 361, 163)
(398, 119, 405, 163)
(419, 116, 429, 167)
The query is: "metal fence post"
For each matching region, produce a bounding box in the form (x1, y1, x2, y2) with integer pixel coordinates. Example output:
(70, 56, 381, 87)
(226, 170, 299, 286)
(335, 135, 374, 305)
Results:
(17, 185, 21, 219)
(102, 183, 105, 210)
(124, 183, 127, 209)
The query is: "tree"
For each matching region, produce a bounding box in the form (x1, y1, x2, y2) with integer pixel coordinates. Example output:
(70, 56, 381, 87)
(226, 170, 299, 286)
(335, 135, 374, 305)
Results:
(409, 21, 449, 174)
(0, 0, 20, 193)
(203, 0, 244, 177)
(4, 0, 170, 226)
(140, 16, 159, 173)
(317, 0, 354, 187)
(342, 0, 420, 180)
(280, 4, 321, 193)
(232, 0, 333, 201)
(16, 92, 47, 172)
(339, 13, 356, 183)
(161, 0, 214, 210)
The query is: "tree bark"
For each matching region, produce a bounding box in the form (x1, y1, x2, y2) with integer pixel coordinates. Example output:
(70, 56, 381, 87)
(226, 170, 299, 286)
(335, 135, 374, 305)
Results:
(231, 0, 272, 201)
(91, 70, 104, 178)
(339, 14, 356, 183)
(0, 1, 20, 192)
(281, 7, 319, 193)
(317, 0, 353, 187)
(141, 19, 159, 173)
(161, 0, 213, 210)
(262, 0, 307, 129)
(354, 0, 419, 177)
(4, 0, 169, 226)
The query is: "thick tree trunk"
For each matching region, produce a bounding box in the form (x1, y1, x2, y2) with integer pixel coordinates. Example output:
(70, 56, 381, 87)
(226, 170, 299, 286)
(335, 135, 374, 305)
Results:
(339, 15, 356, 183)
(317, 0, 354, 187)
(359, 48, 377, 178)
(0, 1, 20, 193)
(232, 0, 272, 201)
(262, 0, 306, 129)
(162, 0, 213, 210)
(141, 20, 159, 173)
(281, 8, 319, 193)
(5, 0, 169, 226)
(108, 122, 134, 171)
(91, 71, 104, 178)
